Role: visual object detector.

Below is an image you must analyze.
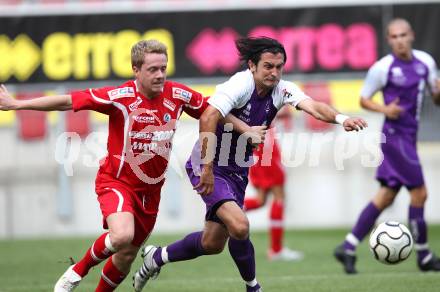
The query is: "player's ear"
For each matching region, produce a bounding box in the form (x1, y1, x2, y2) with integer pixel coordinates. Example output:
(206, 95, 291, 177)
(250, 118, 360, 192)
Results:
(132, 65, 140, 76)
(409, 29, 415, 42)
(248, 60, 256, 73)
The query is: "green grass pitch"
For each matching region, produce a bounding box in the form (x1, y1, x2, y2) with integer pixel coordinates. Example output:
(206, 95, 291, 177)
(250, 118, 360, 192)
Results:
(1, 226, 440, 291)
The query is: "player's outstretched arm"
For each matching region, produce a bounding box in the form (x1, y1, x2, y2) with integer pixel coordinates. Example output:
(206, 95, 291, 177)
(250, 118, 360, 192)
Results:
(298, 98, 367, 131)
(0, 84, 72, 111)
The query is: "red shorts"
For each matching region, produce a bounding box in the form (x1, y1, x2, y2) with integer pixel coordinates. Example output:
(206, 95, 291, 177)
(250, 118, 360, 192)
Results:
(95, 176, 162, 247)
(249, 141, 285, 190)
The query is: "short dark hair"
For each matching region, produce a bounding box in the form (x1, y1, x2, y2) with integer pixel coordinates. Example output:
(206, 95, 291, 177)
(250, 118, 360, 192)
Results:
(235, 37, 287, 68)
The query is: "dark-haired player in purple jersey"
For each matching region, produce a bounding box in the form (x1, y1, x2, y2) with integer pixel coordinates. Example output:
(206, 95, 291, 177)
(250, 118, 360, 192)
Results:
(335, 18, 440, 274)
(133, 37, 367, 292)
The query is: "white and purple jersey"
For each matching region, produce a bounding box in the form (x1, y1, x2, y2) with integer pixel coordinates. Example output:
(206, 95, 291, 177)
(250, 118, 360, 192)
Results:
(361, 50, 438, 189)
(189, 69, 309, 176)
(361, 49, 438, 136)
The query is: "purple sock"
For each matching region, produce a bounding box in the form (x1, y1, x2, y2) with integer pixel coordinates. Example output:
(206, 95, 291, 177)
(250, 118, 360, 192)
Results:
(409, 206, 430, 262)
(155, 231, 206, 266)
(228, 237, 256, 282)
(344, 202, 381, 251)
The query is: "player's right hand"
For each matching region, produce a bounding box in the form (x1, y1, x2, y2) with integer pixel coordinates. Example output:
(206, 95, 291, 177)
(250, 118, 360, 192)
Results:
(0, 85, 18, 111)
(245, 125, 267, 148)
(385, 97, 403, 120)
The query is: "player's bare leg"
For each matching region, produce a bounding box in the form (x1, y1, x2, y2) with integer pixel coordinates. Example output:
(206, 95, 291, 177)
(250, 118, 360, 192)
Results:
(335, 187, 398, 274)
(408, 185, 440, 271)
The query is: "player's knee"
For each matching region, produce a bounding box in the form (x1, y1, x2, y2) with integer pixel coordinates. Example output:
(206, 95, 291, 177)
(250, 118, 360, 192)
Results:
(109, 230, 134, 250)
(115, 247, 138, 264)
(229, 220, 249, 240)
(411, 189, 427, 205)
(202, 238, 225, 254)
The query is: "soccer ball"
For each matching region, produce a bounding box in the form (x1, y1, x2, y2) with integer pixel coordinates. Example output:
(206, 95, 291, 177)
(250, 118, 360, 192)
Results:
(369, 221, 413, 265)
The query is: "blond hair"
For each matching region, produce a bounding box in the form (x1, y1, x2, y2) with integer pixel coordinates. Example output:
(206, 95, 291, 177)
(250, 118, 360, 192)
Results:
(131, 40, 168, 69)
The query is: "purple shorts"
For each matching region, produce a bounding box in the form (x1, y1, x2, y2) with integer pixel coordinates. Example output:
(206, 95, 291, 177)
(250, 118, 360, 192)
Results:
(377, 132, 424, 190)
(186, 165, 248, 224)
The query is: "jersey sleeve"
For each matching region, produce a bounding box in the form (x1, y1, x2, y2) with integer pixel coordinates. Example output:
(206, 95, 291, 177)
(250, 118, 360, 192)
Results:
(426, 55, 439, 95)
(183, 96, 210, 119)
(360, 62, 386, 99)
(276, 80, 311, 108)
(71, 86, 116, 115)
(208, 71, 254, 117)
(270, 80, 310, 110)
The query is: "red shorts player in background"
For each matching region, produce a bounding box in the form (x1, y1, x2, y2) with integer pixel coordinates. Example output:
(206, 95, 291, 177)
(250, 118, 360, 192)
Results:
(245, 106, 304, 261)
(0, 39, 253, 292)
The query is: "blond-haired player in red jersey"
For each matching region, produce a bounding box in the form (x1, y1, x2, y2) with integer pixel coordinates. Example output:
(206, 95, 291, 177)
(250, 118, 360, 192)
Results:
(0, 40, 261, 292)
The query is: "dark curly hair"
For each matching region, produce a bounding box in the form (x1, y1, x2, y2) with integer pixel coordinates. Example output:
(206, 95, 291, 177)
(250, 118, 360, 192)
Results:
(235, 37, 286, 68)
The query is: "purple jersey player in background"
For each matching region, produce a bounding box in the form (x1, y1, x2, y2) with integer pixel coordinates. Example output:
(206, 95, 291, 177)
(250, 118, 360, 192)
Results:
(334, 18, 440, 274)
(133, 37, 367, 292)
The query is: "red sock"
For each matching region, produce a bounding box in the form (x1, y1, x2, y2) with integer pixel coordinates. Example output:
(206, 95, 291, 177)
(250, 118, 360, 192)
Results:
(270, 201, 284, 253)
(73, 232, 115, 277)
(95, 257, 127, 292)
(244, 197, 262, 211)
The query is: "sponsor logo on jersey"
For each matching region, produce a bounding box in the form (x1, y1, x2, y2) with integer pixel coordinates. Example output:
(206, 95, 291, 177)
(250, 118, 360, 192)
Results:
(132, 141, 170, 156)
(172, 87, 192, 102)
(129, 130, 174, 141)
(133, 115, 156, 124)
(163, 113, 171, 122)
(392, 67, 403, 77)
(108, 87, 135, 100)
(163, 98, 176, 111)
(132, 141, 158, 151)
(391, 66, 406, 85)
(282, 88, 293, 98)
(129, 131, 153, 139)
(129, 97, 143, 111)
(243, 102, 251, 116)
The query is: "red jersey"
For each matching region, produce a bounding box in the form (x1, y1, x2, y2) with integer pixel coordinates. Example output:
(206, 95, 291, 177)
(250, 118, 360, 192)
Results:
(249, 128, 285, 189)
(72, 80, 207, 190)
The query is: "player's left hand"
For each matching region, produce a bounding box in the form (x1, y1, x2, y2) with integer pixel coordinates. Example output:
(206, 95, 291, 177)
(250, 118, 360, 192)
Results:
(343, 117, 368, 132)
(194, 165, 214, 195)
